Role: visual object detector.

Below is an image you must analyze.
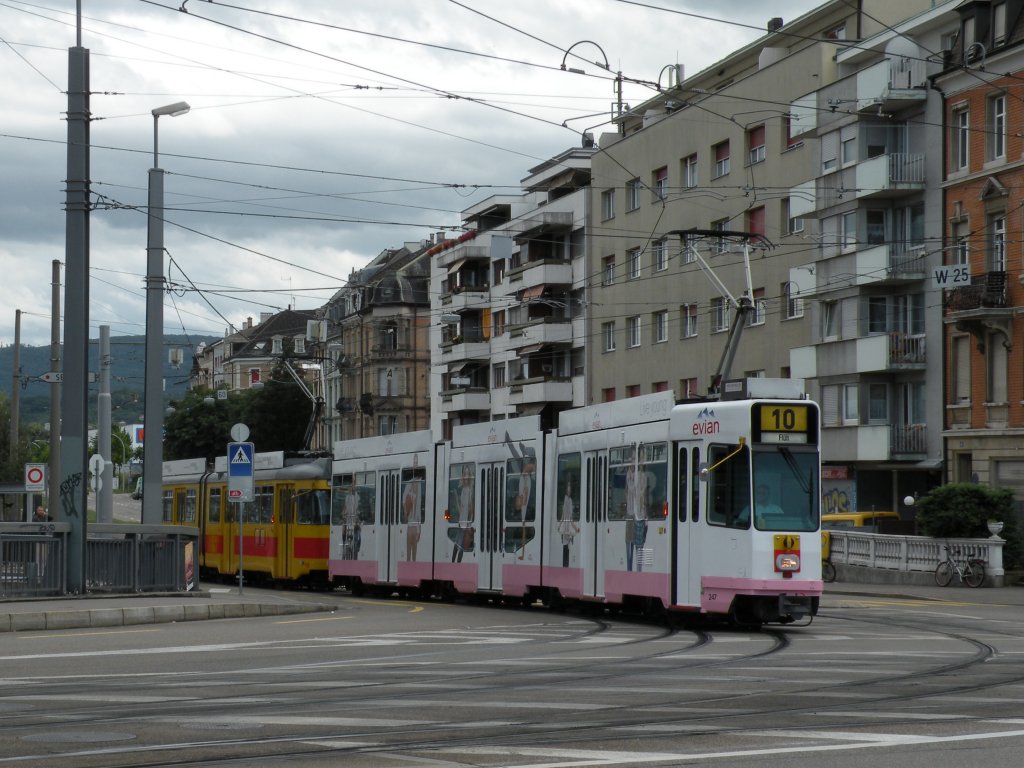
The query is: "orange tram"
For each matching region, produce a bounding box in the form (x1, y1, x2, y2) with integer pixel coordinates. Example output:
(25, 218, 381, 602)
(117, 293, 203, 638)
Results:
(161, 452, 332, 586)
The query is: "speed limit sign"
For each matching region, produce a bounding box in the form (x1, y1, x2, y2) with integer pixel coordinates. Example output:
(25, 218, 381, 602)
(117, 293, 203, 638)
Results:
(24, 463, 46, 491)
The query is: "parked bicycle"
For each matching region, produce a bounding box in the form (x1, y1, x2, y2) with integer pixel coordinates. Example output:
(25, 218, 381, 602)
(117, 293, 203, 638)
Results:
(821, 530, 836, 583)
(934, 543, 985, 588)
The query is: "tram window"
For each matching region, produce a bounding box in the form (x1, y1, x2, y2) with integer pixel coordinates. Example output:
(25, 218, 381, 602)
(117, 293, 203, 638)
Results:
(556, 453, 581, 525)
(639, 442, 668, 520)
(181, 488, 197, 523)
(246, 485, 273, 523)
(752, 447, 818, 533)
(677, 447, 687, 523)
(331, 472, 376, 526)
(278, 487, 295, 524)
(706, 443, 750, 529)
(297, 490, 330, 525)
(161, 489, 173, 523)
(505, 455, 537, 523)
(690, 447, 700, 522)
(331, 473, 353, 526)
(208, 488, 222, 524)
(448, 462, 476, 524)
(402, 467, 426, 527)
(607, 445, 635, 522)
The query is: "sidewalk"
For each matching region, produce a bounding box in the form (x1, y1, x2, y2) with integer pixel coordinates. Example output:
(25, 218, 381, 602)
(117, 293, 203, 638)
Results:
(0, 585, 338, 633)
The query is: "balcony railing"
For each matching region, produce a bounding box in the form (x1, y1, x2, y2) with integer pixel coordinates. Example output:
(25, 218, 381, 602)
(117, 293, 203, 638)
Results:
(888, 332, 926, 365)
(944, 271, 1008, 311)
(890, 423, 926, 455)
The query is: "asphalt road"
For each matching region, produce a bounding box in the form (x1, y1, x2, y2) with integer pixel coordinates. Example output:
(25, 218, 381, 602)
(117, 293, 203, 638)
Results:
(1, 588, 1023, 767)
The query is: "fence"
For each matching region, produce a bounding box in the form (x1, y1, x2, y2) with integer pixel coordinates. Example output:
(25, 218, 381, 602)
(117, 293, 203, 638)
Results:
(828, 529, 1005, 586)
(0, 523, 198, 598)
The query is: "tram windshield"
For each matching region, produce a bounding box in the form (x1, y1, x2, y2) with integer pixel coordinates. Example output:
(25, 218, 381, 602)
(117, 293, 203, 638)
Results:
(296, 489, 331, 525)
(751, 447, 818, 532)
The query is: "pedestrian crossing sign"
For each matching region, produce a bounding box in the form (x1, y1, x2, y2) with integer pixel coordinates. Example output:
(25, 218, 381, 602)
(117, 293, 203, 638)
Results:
(227, 441, 254, 502)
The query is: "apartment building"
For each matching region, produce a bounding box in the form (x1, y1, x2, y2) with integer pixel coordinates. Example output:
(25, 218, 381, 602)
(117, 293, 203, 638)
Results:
(430, 147, 595, 438)
(789, 3, 956, 512)
(321, 242, 433, 446)
(937, 0, 1024, 500)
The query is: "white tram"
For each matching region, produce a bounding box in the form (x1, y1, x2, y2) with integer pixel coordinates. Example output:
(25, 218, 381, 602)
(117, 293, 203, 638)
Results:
(327, 380, 822, 624)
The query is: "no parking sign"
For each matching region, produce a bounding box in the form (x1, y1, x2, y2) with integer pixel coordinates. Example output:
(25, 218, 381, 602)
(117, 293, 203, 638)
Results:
(24, 463, 46, 491)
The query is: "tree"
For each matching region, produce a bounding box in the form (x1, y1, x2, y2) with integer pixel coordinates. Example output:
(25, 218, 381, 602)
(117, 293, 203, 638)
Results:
(914, 483, 1020, 568)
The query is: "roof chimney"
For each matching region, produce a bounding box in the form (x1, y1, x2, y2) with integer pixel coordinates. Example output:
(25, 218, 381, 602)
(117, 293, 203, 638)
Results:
(767, 17, 784, 33)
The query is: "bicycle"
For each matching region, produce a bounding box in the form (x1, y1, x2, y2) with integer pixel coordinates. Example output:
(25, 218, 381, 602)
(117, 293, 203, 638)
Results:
(934, 543, 985, 588)
(822, 558, 836, 583)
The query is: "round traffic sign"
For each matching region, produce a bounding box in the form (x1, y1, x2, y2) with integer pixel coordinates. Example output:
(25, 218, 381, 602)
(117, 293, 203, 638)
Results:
(26, 466, 44, 485)
(230, 423, 250, 442)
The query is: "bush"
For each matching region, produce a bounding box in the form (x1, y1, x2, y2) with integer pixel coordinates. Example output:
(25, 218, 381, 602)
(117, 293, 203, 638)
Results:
(914, 483, 1021, 568)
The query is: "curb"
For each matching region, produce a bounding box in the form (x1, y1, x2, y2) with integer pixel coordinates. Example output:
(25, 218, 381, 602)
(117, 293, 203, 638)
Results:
(0, 601, 335, 633)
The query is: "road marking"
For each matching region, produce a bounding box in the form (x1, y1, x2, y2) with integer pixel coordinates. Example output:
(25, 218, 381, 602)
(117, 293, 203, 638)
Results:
(275, 615, 354, 624)
(20, 629, 160, 640)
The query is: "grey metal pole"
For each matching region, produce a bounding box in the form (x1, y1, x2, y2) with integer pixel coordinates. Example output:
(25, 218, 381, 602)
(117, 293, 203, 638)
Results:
(60, 35, 90, 592)
(49, 260, 61, 513)
(98, 326, 113, 524)
(10, 310, 20, 460)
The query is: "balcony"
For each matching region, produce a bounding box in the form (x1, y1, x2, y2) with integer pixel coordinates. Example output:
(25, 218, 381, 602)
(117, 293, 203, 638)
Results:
(439, 388, 491, 413)
(944, 271, 1007, 311)
(848, 243, 926, 286)
(513, 211, 573, 243)
(440, 287, 490, 312)
(504, 258, 573, 292)
(888, 332, 926, 366)
(821, 423, 925, 462)
(508, 318, 573, 349)
(855, 152, 925, 199)
(439, 331, 489, 363)
(856, 58, 927, 114)
(435, 244, 488, 271)
(506, 377, 573, 405)
(791, 332, 925, 377)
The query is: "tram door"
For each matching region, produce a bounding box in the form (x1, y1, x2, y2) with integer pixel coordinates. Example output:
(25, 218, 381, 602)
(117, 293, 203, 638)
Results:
(378, 470, 402, 583)
(672, 444, 696, 607)
(477, 462, 505, 592)
(582, 450, 609, 599)
(276, 484, 296, 580)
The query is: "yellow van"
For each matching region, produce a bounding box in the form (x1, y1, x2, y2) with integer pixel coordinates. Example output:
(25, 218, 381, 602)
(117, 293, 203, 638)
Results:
(821, 511, 900, 530)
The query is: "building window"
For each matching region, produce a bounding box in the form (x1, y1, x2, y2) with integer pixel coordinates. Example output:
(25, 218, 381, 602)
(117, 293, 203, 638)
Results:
(842, 211, 857, 250)
(990, 214, 1006, 271)
(953, 221, 970, 265)
(602, 321, 616, 352)
(377, 415, 398, 435)
(492, 309, 505, 337)
(747, 206, 765, 237)
(653, 166, 668, 200)
(951, 108, 969, 171)
(712, 218, 729, 254)
(782, 197, 803, 234)
(626, 384, 641, 398)
(602, 255, 615, 286)
(841, 135, 857, 166)
(825, 23, 846, 40)
(626, 178, 642, 211)
(783, 115, 801, 149)
(747, 288, 766, 326)
(682, 153, 698, 188)
(713, 140, 730, 178)
(601, 188, 615, 220)
(493, 258, 505, 286)
(994, 2, 1007, 44)
(868, 383, 888, 422)
(627, 316, 642, 347)
(988, 332, 1008, 403)
(602, 387, 616, 403)
(747, 124, 765, 165)
(843, 384, 859, 424)
(711, 297, 728, 333)
(866, 209, 886, 245)
(822, 300, 840, 340)
(682, 377, 699, 398)
(249, 368, 261, 385)
(653, 238, 668, 272)
(628, 247, 641, 279)
(988, 94, 1007, 161)
(952, 335, 970, 403)
(493, 362, 506, 388)
(681, 303, 698, 337)
(653, 310, 668, 343)
(652, 380, 668, 392)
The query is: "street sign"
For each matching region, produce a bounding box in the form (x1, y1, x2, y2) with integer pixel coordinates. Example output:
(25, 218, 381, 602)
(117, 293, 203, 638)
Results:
(24, 463, 46, 491)
(227, 441, 254, 503)
(39, 371, 63, 383)
(932, 265, 971, 288)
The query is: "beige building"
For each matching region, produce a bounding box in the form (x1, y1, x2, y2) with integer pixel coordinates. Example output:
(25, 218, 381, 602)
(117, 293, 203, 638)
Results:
(587, 1, 933, 406)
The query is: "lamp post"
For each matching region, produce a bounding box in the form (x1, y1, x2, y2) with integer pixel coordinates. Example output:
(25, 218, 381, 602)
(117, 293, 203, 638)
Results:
(142, 101, 189, 525)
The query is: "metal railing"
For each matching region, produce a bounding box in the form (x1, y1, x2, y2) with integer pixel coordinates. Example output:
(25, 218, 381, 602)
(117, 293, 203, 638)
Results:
(0, 523, 198, 597)
(827, 530, 1005, 586)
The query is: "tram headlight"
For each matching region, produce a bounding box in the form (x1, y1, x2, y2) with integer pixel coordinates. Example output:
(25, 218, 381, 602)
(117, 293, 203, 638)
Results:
(775, 553, 800, 572)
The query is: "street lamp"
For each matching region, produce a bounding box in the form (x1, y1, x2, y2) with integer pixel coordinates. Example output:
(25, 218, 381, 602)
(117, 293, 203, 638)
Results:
(142, 101, 189, 525)
(111, 430, 129, 491)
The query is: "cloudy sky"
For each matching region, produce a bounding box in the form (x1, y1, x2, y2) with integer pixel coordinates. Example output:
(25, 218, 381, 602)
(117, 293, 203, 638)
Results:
(1, 0, 820, 348)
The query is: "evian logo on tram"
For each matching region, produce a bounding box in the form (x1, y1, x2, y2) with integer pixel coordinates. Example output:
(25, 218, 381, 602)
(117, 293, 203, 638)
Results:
(692, 406, 720, 436)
